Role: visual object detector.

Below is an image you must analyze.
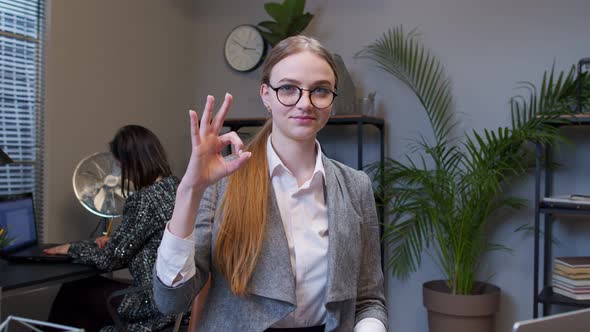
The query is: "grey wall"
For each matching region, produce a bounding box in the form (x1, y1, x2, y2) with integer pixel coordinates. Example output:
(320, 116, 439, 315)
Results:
(29, 0, 590, 331)
(44, 0, 196, 242)
(192, 1, 589, 332)
(1, 0, 197, 324)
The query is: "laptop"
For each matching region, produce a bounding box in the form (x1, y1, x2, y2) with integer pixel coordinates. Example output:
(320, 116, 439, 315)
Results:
(0, 192, 69, 262)
(513, 307, 590, 332)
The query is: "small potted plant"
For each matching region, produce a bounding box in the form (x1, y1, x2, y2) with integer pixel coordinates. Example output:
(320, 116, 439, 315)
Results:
(257, 0, 313, 47)
(357, 26, 575, 332)
(0, 226, 14, 251)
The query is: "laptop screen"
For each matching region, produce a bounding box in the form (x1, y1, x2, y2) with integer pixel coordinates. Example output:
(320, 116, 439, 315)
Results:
(0, 193, 37, 252)
(513, 308, 590, 332)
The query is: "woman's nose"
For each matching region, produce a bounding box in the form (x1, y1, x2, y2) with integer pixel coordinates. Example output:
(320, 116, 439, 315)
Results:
(296, 90, 313, 109)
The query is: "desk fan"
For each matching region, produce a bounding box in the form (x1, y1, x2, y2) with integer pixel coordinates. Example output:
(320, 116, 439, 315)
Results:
(72, 152, 127, 236)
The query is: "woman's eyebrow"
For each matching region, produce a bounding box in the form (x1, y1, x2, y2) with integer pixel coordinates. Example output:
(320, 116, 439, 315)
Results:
(312, 80, 334, 87)
(276, 78, 301, 85)
(276, 78, 334, 87)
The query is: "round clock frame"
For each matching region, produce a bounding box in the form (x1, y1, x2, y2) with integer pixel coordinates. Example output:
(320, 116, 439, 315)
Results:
(224, 25, 266, 72)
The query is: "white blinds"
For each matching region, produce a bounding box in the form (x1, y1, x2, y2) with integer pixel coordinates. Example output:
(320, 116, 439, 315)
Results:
(0, 0, 45, 234)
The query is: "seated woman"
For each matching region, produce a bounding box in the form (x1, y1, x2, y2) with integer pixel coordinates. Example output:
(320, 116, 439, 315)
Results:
(45, 125, 180, 332)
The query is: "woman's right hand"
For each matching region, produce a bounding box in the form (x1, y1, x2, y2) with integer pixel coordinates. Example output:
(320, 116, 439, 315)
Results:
(95, 235, 109, 249)
(44, 243, 70, 255)
(168, 93, 252, 238)
(182, 93, 251, 191)
(168, 93, 251, 238)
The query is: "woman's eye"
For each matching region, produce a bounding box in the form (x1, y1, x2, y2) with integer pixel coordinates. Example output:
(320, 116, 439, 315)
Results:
(312, 87, 331, 96)
(278, 85, 298, 93)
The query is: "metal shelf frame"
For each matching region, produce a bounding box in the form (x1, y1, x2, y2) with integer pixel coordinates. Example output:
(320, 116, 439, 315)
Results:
(533, 58, 590, 317)
(222, 114, 387, 267)
(223, 115, 385, 171)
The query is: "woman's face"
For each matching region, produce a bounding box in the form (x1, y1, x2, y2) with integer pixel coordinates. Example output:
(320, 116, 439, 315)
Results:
(260, 51, 336, 145)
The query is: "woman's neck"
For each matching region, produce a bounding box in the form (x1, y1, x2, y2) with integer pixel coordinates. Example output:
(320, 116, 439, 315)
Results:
(270, 135, 317, 186)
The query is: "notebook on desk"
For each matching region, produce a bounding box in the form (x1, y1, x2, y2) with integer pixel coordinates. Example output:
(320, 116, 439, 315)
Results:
(512, 308, 590, 332)
(0, 192, 69, 262)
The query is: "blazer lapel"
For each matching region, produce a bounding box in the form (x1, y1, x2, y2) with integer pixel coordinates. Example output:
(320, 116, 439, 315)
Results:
(247, 184, 297, 305)
(247, 158, 360, 305)
(323, 156, 361, 303)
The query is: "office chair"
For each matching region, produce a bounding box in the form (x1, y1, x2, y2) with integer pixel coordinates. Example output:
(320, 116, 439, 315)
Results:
(106, 275, 210, 332)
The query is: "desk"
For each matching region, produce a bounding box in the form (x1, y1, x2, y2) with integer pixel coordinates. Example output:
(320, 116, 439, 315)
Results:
(0, 259, 98, 318)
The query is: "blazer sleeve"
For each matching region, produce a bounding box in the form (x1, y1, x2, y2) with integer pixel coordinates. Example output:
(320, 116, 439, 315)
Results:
(68, 192, 158, 271)
(355, 172, 389, 329)
(153, 182, 219, 315)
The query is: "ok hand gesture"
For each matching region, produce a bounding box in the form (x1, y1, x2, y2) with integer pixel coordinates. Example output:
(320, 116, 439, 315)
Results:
(182, 93, 251, 191)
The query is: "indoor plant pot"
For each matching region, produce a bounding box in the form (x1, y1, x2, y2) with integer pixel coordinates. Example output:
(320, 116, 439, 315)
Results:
(423, 280, 500, 332)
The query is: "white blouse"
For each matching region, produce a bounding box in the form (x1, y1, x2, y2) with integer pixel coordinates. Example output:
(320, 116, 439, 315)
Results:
(155, 136, 385, 331)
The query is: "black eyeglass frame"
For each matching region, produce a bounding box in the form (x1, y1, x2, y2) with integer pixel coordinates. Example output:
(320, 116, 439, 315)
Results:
(267, 84, 338, 109)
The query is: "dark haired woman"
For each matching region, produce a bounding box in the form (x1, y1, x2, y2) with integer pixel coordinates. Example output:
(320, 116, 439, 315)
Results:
(46, 125, 180, 332)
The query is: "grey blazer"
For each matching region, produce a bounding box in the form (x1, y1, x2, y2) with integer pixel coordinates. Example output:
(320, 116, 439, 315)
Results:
(154, 156, 388, 331)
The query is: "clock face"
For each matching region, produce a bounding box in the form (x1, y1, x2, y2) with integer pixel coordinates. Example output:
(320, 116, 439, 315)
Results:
(224, 25, 266, 72)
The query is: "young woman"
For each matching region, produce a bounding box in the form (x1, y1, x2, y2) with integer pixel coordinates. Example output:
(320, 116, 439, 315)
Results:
(46, 125, 181, 332)
(154, 36, 388, 331)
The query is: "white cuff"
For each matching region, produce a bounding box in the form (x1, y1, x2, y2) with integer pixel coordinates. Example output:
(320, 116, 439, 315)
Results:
(155, 222, 196, 287)
(354, 317, 387, 332)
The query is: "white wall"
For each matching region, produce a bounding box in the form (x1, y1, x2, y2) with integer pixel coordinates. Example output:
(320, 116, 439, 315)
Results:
(192, 1, 590, 331)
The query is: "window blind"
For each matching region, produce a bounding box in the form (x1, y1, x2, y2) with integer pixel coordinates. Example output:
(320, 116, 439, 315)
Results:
(0, 0, 45, 236)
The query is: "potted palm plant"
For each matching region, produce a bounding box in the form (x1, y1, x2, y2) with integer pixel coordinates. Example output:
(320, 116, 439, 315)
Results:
(356, 26, 577, 332)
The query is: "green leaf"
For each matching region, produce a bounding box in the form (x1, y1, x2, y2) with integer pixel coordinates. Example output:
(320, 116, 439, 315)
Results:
(288, 13, 313, 35)
(264, 3, 288, 33)
(261, 0, 313, 43)
(259, 31, 284, 47)
(258, 21, 282, 34)
(285, 0, 305, 16)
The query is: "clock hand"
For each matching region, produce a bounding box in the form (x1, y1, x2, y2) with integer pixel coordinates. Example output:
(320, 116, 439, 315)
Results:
(231, 38, 247, 50)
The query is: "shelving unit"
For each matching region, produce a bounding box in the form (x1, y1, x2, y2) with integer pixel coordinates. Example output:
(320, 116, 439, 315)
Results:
(222, 114, 386, 267)
(533, 58, 590, 318)
(223, 114, 385, 171)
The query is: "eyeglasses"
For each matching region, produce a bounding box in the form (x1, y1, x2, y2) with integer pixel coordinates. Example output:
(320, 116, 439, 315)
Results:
(268, 84, 338, 109)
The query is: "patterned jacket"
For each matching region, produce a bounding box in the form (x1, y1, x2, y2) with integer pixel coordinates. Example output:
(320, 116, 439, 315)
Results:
(69, 176, 179, 332)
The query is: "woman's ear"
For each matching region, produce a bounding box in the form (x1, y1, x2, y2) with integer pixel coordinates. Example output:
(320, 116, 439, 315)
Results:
(260, 83, 271, 107)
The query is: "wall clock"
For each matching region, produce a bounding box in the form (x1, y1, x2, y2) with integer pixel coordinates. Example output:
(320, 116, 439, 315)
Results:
(224, 25, 266, 72)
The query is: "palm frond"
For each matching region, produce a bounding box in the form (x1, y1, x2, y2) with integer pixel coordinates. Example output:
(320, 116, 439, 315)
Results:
(359, 25, 574, 295)
(356, 26, 455, 146)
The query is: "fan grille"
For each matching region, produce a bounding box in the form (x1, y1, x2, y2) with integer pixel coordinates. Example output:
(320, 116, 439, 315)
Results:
(72, 152, 127, 218)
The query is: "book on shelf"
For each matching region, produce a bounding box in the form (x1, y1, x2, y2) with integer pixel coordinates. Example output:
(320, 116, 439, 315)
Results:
(542, 196, 590, 209)
(553, 285, 590, 301)
(553, 274, 590, 288)
(555, 256, 590, 268)
(554, 269, 590, 279)
(553, 279, 590, 292)
(554, 263, 590, 275)
(570, 194, 590, 202)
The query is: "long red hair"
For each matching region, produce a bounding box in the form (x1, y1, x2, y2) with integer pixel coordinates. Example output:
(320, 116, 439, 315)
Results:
(214, 36, 338, 296)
